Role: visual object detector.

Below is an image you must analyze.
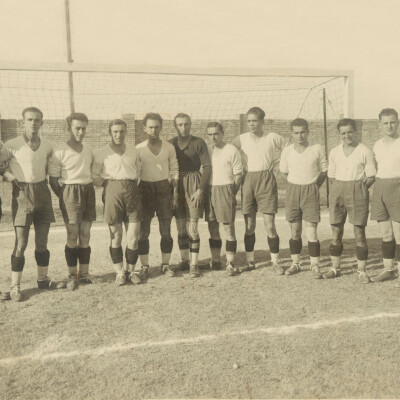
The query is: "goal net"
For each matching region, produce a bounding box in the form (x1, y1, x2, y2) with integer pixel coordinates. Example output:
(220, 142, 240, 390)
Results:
(0, 64, 351, 122)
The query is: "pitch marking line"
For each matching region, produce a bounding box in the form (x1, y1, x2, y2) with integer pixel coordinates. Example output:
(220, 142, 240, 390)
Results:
(0, 311, 399, 366)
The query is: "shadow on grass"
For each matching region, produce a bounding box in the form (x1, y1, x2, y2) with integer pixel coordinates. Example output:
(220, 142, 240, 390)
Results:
(196, 237, 394, 280)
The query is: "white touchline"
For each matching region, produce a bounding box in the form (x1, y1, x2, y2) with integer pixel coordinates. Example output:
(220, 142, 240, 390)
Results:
(0, 311, 399, 366)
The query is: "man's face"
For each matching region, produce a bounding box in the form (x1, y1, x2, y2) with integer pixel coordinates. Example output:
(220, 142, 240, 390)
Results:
(109, 124, 126, 145)
(175, 117, 191, 137)
(380, 114, 399, 137)
(291, 125, 309, 145)
(144, 119, 161, 141)
(246, 113, 263, 134)
(207, 127, 224, 147)
(69, 119, 87, 143)
(23, 111, 43, 135)
(338, 124, 357, 146)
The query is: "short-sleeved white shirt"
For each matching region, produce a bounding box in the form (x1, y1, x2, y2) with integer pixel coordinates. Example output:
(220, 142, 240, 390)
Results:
(92, 143, 140, 186)
(208, 143, 243, 186)
(233, 131, 285, 172)
(373, 137, 400, 179)
(328, 143, 376, 181)
(279, 143, 328, 185)
(48, 143, 93, 185)
(136, 140, 179, 182)
(5, 136, 53, 183)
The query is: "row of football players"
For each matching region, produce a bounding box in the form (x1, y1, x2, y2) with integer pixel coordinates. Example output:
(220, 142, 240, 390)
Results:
(0, 106, 399, 301)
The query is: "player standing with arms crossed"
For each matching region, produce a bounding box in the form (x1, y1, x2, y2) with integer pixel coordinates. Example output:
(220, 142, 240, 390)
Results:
(92, 120, 142, 285)
(205, 122, 243, 275)
(233, 107, 285, 273)
(279, 118, 328, 277)
(326, 118, 375, 282)
(3, 107, 55, 301)
(49, 113, 95, 290)
(136, 113, 179, 277)
(169, 113, 212, 278)
(370, 108, 400, 284)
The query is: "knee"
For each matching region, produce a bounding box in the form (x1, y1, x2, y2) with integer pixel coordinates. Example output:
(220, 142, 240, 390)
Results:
(110, 232, 122, 247)
(354, 228, 366, 246)
(291, 227, 301, 240)
(188, 220, 199, 240)
(306, 226, 318, 242)
(68, 231, 79, 244)
(15, 241, 28, 256)
(208, 222, 220, 239)
(79, 232, 90, 247)
(159, 220, 172, 240)
(245, 221, 256, 235)
(382, 230, 394, 242)
(264, 221, 277, 237)
(223, 224, 235, 241)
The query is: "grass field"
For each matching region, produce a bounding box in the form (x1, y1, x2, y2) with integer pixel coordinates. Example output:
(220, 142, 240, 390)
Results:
(1, 205, 400, 399)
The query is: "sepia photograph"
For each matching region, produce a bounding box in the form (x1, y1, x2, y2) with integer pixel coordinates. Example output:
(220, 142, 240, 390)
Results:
(0, 0, 400, 398)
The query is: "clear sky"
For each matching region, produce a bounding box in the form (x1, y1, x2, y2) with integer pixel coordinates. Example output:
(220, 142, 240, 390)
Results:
(0, 0, 399, 118)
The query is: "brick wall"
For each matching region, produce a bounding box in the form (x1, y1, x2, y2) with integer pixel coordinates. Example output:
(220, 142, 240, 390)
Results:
(0, 115, 382, 208)
(0, 114, 381, 153)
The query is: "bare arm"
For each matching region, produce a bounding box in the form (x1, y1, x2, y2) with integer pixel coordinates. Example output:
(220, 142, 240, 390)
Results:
(232, 173, 242, 194)
(49, 176, 62, 197)
(316, 171, 327, 188)
(364, 176, 375, 188)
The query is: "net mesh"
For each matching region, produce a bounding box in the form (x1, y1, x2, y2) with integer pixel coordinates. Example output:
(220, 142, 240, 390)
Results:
(0, 69, 346, 121)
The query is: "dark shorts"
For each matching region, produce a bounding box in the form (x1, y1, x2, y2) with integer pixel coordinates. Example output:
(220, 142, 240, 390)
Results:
(329, 180, 369, 226)
(371, 178, 400, 222)
(286, 182, 320, 223)
(242, 170, 278, 215)
(60, 183, 96, 224)
(139, 179, 173, 220)
(12, 181, 55, 227)
(174, 171, 204, 220)
(205, 184, 236, 224)
(103, 180, 141, 225)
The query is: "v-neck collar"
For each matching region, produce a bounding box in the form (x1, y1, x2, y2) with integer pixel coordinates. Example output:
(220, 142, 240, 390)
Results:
(147, 140, 163, 157)
(341, 142, 359, 158)
(109, 143, 126, 156)
(23, 135, 41, 152)
(175, 135, 192, 151)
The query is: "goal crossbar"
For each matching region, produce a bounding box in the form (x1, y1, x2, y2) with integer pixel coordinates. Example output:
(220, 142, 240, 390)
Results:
(0, 61, 353, 79)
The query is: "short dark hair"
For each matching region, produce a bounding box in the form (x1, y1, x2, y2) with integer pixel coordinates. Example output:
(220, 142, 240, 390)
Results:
(246, 107, 265, 120)
(173, 113, 191, 126)
(337, 118, 356, 131)
(379, 108, 398, 120)
(66, 112, 89, 128)
(108, 119, 127, 132)
(143, 112, 163, 127)
(290, 118, 309, 131)
(206, 121, 224, 134)
(22, 107, 43, 120)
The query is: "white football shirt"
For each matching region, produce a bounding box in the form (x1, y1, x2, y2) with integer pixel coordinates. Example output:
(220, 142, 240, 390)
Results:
(232, 131, 285, 172)
(279, 143, 328, 185)
(208, 143, 243, 186)
(5, 136, 53, 183)
(92, 143, 140, 186)
(373, 137, 400, 179)
(136, 140, 179, 182)
(49, 143, 93, 185)
(328, 143, 376, 181)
